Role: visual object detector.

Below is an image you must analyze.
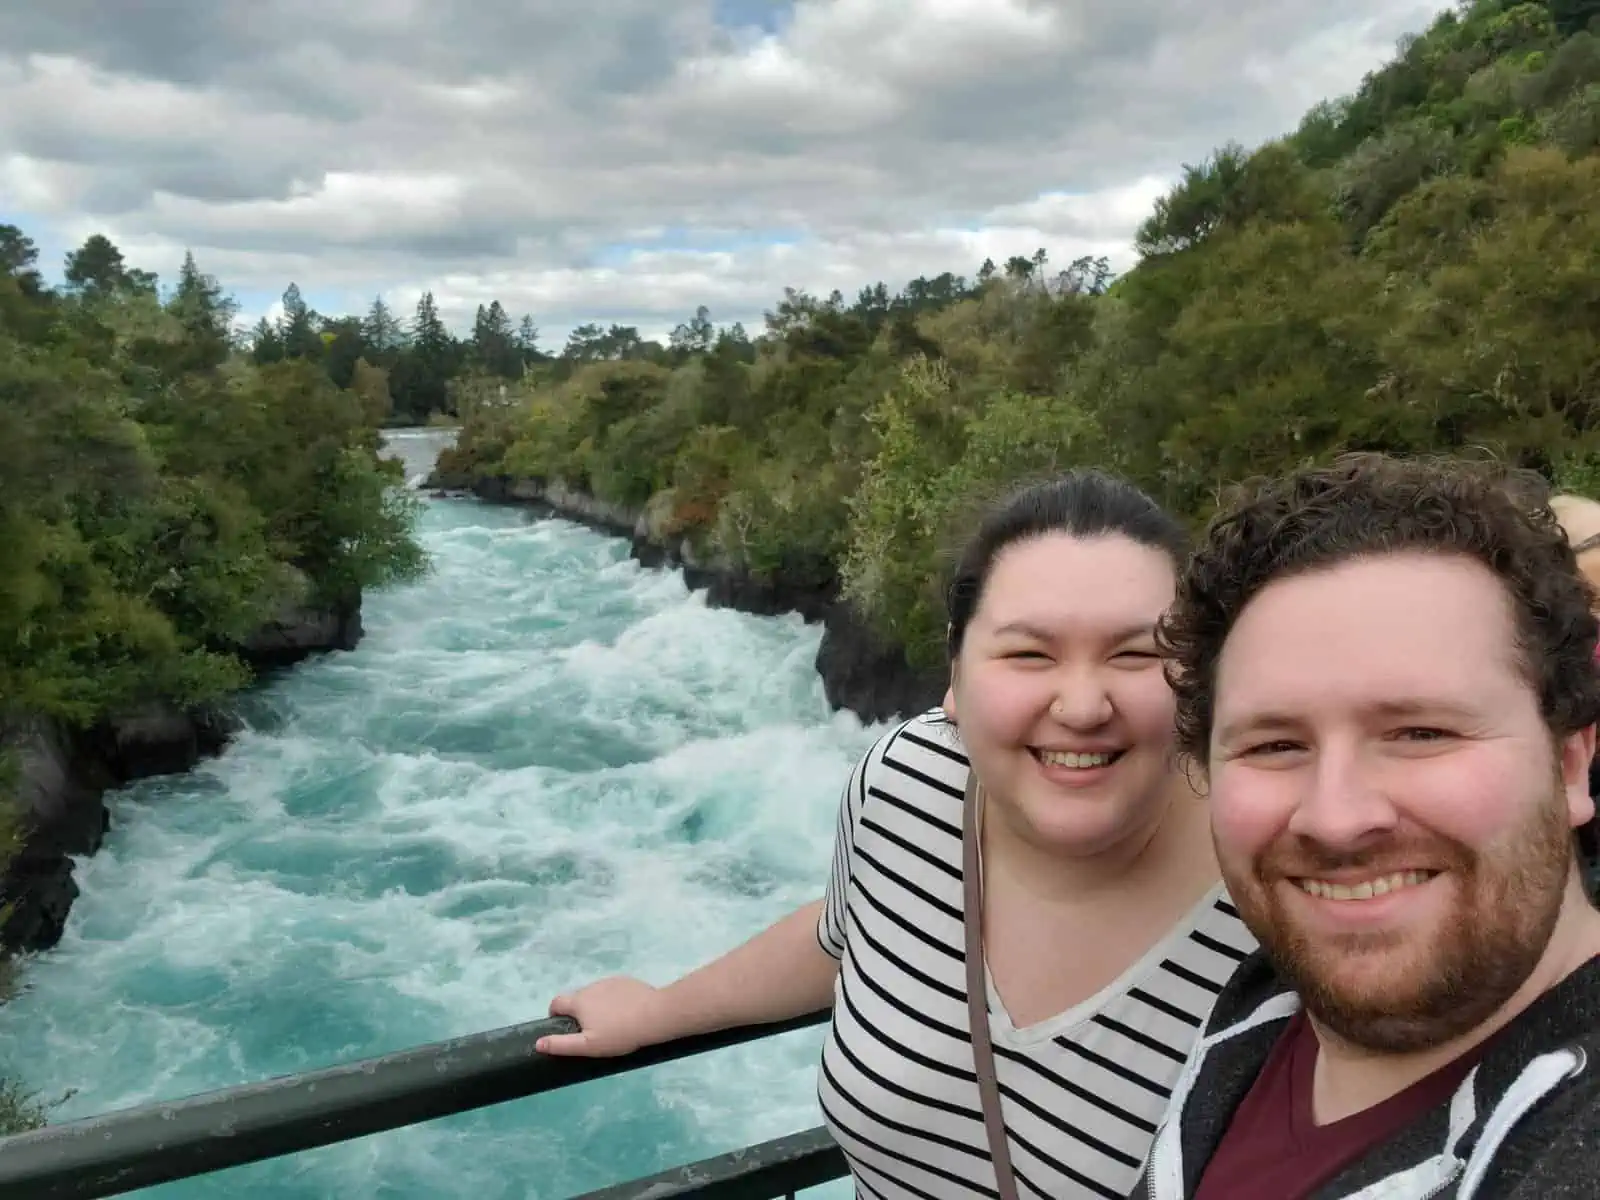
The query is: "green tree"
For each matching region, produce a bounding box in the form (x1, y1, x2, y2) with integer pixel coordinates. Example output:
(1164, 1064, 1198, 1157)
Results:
(390, 291, 458, 422)
(166, 251, 236, 368)
(250, 317, 284, 365)
(277, 283, 322, 360)
(471, 300, 520, 377)
(0, 226, 43, 295)
(515, 314, 540, 365)
(669, 306, 715, 357)
(362, 297, 406, 357)
(63, 233, 130, 297)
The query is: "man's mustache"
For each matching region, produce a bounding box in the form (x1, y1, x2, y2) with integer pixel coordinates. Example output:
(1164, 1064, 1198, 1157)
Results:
(1253, 837, 1468, 880)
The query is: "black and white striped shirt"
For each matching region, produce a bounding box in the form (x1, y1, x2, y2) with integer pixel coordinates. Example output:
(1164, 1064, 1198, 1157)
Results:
(816, 712, 1256, 1199)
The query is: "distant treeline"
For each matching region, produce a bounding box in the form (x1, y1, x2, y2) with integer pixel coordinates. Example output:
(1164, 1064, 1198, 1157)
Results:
(437, 0, 1600, 666)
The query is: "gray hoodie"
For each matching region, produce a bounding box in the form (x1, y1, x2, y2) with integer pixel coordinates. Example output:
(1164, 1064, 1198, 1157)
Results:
(1130, 953, 1600, 1199)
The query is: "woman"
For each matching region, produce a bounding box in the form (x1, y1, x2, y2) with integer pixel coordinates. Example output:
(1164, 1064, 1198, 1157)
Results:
(1553, 492, 1600, 893)
(1553, 493, 1600, 594)
(539, 471, 1256, 1200)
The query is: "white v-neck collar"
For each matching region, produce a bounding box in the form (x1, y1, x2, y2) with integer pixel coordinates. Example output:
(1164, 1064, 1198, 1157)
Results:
(973, 785, 1226, 1049)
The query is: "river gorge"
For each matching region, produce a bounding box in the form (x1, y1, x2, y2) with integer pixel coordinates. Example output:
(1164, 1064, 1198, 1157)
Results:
(0, 429, 873, 1198)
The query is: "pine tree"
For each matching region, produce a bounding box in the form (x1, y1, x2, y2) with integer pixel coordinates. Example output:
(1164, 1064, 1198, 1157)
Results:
(362, 296, 405, 355)
(250, 317, 285, 364)
(167, 250, 237, 342)
(64, 234, 129, 297)
(278, 283, 322, 359)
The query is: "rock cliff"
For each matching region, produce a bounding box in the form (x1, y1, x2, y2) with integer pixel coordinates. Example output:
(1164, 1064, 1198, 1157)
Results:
(0, 597, 364, 954)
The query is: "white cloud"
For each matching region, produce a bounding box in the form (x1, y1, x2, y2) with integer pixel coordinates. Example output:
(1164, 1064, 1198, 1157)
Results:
(661, 0, 1066, 127)
(0, 0, 1441, 343)
(149, 172, 473, 244)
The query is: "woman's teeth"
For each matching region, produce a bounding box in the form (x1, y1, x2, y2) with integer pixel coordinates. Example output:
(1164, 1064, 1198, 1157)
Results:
(1037, 749, 1117, 769)
(1295, 870, 1435, 901)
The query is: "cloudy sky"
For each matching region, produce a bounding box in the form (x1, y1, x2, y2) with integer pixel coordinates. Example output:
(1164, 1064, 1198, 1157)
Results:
(0, 0, 1439, 347)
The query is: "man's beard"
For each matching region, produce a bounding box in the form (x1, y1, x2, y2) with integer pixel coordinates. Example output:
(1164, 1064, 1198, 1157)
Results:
(1224, 784, 1574, 1054)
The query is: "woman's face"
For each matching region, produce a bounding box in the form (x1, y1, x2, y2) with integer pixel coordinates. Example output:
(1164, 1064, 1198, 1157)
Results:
(1577, 548, 1600, 600)
(947, 532, 1180, 857)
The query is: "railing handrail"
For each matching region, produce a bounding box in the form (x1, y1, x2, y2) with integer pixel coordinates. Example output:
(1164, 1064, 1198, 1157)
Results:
(569, 1126, 846, 1200)
(0, 1007, 833, 1199)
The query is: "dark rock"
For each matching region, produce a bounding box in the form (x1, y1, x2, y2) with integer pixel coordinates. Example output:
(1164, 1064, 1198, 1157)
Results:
(427, 468, 475, 491)
(702, 567, 834, 622)
(240, 597, 362, 672)
(630, 534, 670, 571)
(8, 718, 111, 860)
(83, 704, 243, 784)
(0, 596, 365, 955)
(470, 474, 514, 504)
(814, 603, 946, 725)
(1, 718, 107, 954)
(1, 859, 79, 955)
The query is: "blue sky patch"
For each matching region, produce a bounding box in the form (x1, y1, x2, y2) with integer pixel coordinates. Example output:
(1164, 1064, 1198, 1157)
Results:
(590, 226, 803, 268)
(2, 208, 69, 282)
(711, 0, 794, 35)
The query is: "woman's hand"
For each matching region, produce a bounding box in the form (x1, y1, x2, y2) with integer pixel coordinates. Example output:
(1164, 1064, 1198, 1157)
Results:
(537, 976, 670, 1057)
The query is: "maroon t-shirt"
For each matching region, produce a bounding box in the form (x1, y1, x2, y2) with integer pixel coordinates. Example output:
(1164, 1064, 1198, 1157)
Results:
(1192, 1011, 1486, 1200)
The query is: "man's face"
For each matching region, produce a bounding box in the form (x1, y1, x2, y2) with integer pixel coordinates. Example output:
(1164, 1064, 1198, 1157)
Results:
(1208, 551, 1595, 1053)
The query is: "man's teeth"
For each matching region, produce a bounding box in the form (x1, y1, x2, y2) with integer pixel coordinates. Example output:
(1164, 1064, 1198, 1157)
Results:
(1295, 871, 1434, 901)
(1038, 749, 1116, 769)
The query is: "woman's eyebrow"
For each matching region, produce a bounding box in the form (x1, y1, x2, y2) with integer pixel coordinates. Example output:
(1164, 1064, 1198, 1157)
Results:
(990, 620, 1155, 642)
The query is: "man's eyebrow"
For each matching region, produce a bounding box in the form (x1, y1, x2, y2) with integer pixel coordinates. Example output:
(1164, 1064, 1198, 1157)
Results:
(1364, 698, 1484, 724)
(1215, 698, 1481, 744)
(1215, 711, 1299, 745)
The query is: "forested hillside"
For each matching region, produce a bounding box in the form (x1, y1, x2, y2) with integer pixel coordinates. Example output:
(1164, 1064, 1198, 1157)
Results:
(15, 0, 1596, 713)
(1, 228, 427, 725)
(0, 225, 426, 920)
(434, 0, 1600, 667)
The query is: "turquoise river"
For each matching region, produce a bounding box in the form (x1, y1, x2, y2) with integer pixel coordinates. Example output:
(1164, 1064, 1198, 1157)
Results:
(0, 430, 878, 1198)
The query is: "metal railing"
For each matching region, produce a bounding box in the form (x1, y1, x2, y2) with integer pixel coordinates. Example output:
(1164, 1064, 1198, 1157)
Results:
(0, 1009, 846, 1200)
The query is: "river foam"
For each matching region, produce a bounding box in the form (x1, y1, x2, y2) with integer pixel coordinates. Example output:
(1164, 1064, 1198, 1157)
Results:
(0, 494, 880, 1198)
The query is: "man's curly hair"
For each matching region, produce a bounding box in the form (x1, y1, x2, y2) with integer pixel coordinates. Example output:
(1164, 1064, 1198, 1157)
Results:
(1157, 452, 1600, 768)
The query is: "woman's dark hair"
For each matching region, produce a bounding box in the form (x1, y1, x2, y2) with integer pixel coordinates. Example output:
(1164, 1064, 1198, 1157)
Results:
(944, 469, 1188, 663)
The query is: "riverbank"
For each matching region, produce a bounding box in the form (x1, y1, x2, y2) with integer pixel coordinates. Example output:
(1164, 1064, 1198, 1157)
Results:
(0, 597, 364, 955)
(429, 472, 944, 725)
(0, 497, 869, 1185)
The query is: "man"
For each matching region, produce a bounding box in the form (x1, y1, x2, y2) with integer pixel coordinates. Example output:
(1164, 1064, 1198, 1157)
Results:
(1129, 453, 1600, 1200)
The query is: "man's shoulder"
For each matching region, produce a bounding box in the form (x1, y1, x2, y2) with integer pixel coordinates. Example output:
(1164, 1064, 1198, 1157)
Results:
(1201, 947, 1295, 1036)
(1167, 955, 1600, 1199)
(1475, 1036, 1600, 1197)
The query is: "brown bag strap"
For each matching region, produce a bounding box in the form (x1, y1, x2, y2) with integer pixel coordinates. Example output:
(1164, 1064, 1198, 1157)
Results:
(963, 773, 1023, 1200)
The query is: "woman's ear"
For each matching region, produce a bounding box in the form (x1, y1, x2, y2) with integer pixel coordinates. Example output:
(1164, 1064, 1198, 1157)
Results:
(942, 651, 958, 720)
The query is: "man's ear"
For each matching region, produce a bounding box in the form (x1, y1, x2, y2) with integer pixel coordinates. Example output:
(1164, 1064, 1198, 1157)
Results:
(1562, 723, 1598, 830)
